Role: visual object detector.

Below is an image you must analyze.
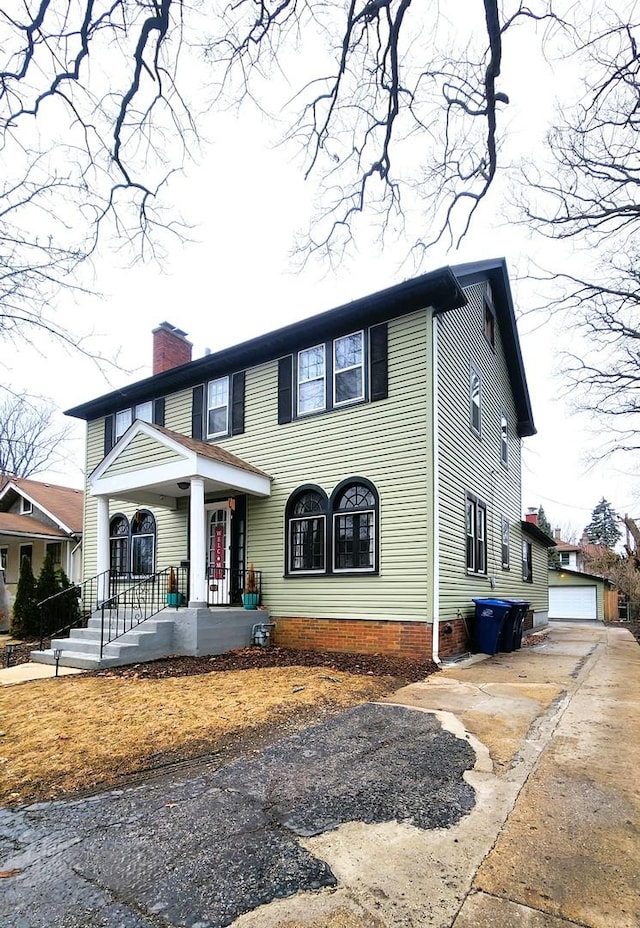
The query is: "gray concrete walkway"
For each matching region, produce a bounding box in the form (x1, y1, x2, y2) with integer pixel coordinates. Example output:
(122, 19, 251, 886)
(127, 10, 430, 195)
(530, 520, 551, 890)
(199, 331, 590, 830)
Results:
(0, 661, 84, 684)
(0, 621, 638, 928)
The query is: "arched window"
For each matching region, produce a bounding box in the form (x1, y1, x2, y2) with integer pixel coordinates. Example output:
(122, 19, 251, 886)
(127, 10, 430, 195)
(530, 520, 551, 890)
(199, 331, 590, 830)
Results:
(331, 479, 378, 572)
(285, 486, 328, 573)
(109, 515, 129, 576)
(131, 509, 156, 576)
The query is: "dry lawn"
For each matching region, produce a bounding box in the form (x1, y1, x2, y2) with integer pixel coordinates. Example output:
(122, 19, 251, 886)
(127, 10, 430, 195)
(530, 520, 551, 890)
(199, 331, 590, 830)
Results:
(0, 666, 399, 806)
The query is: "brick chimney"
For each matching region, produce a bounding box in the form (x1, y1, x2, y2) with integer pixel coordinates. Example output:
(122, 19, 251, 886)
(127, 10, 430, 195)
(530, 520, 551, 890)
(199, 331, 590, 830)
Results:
(525, 507, 539, 526)
(153, 322, 192, 374)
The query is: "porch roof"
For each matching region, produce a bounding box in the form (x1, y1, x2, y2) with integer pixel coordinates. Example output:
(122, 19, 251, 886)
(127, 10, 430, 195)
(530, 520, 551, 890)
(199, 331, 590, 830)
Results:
(89, 421, 271, 508)
(0, 513, 72, 541)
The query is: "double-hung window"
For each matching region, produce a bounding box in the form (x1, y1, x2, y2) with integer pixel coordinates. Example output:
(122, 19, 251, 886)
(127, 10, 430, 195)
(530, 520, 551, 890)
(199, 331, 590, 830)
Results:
(334, 332, 364, 406)
(115, 408, 133, 442)
(466, 494, 487, 575)
(297, 345, 326, 415)
(500, 413, 509, 465)
(470, 367, 482, 436)
(207, 377, 230, 438)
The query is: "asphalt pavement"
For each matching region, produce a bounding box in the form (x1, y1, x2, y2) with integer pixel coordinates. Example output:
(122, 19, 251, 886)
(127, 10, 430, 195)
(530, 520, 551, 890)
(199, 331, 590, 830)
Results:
(0, 620, 638, 928)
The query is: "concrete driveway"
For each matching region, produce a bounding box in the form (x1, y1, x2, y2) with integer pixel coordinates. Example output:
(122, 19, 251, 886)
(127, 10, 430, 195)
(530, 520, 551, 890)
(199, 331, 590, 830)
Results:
(0, 621, 638, 928)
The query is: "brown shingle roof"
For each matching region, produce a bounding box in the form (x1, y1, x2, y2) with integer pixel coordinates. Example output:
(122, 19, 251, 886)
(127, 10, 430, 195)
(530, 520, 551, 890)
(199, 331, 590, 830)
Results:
(0, 512, 70, 538)
(0, 477, 83, 534)
(151, 424, 271, 479)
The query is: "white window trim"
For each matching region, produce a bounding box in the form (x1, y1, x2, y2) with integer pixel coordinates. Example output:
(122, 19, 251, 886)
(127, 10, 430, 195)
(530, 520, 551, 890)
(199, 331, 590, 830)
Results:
(333, 330, 365, 407)
(20, 497, 33, 514)
(135, 401, 153, 423)
(470, 366, 482, 437)
(288, 515, 327, 574)
(206, 376, 230, 439)
(522, 539, 533, 582)
(115, 408, 133, 442)
(297, 344, 326, 416)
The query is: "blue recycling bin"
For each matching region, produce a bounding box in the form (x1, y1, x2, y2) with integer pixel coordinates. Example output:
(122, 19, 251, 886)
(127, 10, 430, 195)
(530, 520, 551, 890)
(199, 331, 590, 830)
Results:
(472, 598, 513, 655)
(499, 600, 530, 651)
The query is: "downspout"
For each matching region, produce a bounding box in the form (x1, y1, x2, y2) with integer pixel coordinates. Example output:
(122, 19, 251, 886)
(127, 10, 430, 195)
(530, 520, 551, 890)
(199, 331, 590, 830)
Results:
(431, 313, 441, 665)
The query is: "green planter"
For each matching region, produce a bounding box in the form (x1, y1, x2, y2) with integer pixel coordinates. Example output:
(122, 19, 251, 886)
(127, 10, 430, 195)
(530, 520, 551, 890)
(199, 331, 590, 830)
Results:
(242, 592, 260, 610)
(166, 592, 185, 606)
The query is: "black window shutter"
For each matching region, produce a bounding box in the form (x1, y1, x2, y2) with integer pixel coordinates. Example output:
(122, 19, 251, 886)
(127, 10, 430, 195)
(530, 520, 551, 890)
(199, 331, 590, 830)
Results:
(278, 356, 293, 424)
(231, 371, 245, 435)
(192, 385, 205, 440)
(104, 415, 114, 455)
(370, 323, 388, 401)
(153, 397, 165, 427)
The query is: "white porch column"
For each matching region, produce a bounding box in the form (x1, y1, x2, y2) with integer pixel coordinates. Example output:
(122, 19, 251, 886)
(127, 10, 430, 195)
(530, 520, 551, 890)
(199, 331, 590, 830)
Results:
(96, 496, 110, 602)
(189, 477, 207, 607)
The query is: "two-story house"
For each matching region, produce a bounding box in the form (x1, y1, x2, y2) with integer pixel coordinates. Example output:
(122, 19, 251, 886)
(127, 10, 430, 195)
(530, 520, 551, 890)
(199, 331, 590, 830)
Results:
(44, 258, 547, 667)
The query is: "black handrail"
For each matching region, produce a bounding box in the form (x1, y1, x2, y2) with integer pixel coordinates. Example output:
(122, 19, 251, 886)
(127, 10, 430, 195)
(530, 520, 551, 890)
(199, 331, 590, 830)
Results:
(99, 566, 188, 658)
(207, 566, 262, 606)
(37, 569, 111, 650)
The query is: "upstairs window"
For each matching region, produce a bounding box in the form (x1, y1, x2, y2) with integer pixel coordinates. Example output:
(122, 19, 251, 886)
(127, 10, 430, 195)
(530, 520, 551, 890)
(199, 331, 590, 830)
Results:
(560, 551, 570, 566)
(470, 367, 482, 436)
(466, 494, 487, 575)
(135, 401, 153, 423)
(207, 377, 230, 438)
(332, 479, 378, 572)
(286, 486, 328, 573)
(20, 497, 33, 515)
(500, 413, 509, 465)
(334, 332, 364, 406)
(297, 345, 326, 415)
(115, 408, 132, 442)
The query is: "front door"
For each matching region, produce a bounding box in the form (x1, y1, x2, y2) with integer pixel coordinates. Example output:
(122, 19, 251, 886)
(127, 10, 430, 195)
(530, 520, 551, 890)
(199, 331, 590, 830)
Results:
(207, 503, 231, 605)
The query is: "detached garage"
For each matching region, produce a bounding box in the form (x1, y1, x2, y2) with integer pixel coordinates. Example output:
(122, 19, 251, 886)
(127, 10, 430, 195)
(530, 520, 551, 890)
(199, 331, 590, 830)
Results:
(548, 568, 612, 622)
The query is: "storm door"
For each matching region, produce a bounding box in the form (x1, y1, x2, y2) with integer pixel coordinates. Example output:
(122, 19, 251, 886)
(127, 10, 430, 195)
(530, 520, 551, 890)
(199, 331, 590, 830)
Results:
(207, 504, 231, 605)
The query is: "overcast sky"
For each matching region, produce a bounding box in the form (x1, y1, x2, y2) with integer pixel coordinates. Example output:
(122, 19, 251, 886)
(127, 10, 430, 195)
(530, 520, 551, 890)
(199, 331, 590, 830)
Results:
(2, 8, 637, 540)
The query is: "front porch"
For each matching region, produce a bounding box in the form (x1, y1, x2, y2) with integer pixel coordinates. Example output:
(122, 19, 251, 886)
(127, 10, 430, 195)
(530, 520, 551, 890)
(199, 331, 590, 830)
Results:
(32, 606, 273, 670)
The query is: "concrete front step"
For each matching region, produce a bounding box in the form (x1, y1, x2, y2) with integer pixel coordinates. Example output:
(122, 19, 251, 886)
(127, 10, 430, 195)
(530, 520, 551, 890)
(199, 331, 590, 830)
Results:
(30, 649, 123, 670)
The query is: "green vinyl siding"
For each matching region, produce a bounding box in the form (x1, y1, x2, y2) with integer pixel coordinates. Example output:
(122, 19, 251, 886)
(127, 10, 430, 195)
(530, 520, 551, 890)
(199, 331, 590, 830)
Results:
(437, 282, 529, 621)
(102, 432, 183, 476)
(217, 311, 434, 620)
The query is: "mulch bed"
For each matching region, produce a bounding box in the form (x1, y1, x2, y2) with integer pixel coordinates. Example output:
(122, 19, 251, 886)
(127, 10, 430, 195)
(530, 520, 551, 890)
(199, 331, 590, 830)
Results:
(89, 646, 440, 683)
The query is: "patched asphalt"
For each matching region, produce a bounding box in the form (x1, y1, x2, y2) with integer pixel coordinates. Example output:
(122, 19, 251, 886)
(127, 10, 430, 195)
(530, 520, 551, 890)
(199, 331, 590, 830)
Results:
(0, 703, 476, 928)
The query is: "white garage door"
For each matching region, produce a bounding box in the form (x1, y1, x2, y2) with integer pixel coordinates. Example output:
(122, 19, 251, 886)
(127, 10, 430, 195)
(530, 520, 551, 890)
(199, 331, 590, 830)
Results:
(549, 586, 597, 620)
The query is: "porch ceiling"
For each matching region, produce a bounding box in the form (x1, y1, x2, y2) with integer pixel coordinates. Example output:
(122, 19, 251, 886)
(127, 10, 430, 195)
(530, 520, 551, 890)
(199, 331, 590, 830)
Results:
(89, 422, 271, 508)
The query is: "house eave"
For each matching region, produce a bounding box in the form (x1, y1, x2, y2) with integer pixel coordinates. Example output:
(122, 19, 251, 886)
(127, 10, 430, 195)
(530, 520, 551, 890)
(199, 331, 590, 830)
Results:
(65, 268, 467, 421)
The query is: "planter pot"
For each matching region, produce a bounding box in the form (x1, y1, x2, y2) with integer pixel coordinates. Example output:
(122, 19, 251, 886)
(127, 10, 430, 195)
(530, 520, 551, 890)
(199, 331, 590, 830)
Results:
(166, 592, 185, 606)
(242, 592, 260, 610)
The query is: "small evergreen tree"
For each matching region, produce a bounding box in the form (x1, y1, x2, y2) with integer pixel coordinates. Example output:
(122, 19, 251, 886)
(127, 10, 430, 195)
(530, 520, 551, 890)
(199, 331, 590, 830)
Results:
(584, 498, 621, 549)
(538, 506, 560, 567)
(56, 567, 81, 627)
(11, 555, 37, 639)
(36, 552, 61, 638)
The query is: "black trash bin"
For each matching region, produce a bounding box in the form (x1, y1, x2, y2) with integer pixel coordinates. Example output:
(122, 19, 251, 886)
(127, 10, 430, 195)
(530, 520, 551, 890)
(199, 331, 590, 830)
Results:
(472, 598, 513, 655)
(499, 599, 530, 651)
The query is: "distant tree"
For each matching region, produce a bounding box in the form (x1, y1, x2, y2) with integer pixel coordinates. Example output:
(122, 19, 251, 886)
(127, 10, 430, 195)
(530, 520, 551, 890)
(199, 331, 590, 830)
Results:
(582, 548, 640, 622)
(538, 506, 560, 568)
(0, 391, 70, 478)
(584, 498, 621, 550)
(11, 555, 37, 639)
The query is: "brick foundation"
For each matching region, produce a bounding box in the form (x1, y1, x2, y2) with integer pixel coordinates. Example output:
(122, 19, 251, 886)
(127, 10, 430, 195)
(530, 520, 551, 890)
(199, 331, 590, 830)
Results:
(272, 616, 470, 660)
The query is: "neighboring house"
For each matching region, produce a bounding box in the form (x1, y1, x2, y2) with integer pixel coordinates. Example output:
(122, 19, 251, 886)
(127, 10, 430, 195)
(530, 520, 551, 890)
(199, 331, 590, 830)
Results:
(0, 477, 83, 629)
(62, 258, 544, 663)
(548, 567, 617, 622)
(521, 516, 557, 631)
